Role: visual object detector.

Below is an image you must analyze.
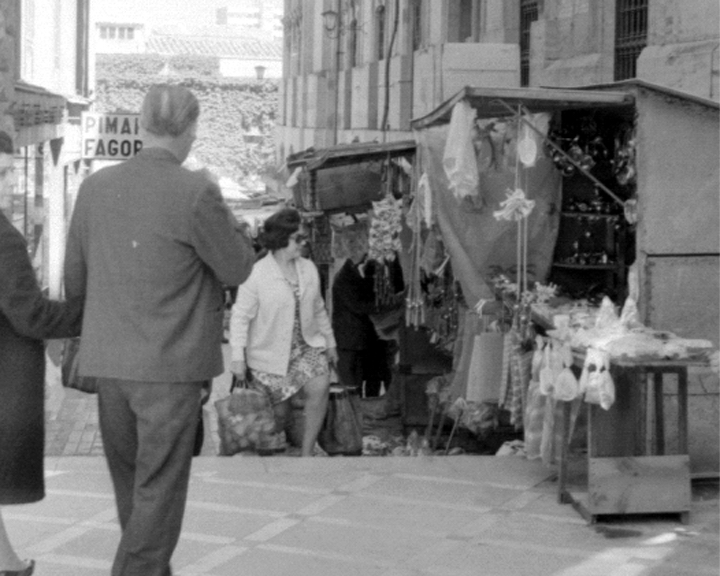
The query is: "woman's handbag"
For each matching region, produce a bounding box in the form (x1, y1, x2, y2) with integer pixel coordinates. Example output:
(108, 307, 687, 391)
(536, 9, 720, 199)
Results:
(61, 338, 98, 394)
(214, 376, 285, 456)
(317, 385, 363, 456)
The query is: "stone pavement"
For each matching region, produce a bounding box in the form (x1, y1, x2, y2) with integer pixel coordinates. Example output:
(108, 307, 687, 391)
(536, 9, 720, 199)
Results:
(44, 352, 233, 458)
(34, 351, 719, 576)
(5, 456, 719, 576)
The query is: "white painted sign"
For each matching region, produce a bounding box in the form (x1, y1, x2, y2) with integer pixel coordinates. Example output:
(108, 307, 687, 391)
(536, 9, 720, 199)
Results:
(81, 112, 143, 160)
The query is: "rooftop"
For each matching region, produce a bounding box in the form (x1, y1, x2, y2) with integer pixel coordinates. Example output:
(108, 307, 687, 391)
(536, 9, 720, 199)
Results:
(146, 33, 282, 59)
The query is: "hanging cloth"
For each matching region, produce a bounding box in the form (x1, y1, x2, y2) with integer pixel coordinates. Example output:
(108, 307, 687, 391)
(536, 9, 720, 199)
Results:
(418, 172, 434, 229)
(442, 100, 479, 200)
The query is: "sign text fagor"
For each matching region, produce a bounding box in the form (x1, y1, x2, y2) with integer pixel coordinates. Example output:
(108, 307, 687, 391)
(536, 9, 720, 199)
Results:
(81, 113, 143, 160)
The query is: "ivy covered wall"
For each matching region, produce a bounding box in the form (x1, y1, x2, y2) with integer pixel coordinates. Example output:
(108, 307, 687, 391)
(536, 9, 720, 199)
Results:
(95, 53, 279, 188)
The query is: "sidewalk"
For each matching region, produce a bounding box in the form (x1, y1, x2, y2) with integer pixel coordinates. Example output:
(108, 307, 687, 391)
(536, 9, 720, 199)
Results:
(5, 455, 718, 576)
(35, 352, 719, 576)
(44, 350, 234, 457)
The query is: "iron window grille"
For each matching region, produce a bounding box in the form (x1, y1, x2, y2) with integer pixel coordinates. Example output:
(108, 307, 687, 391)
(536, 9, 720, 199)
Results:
(614, 0, 648, 81)
(520, 0, 539, 87)
(411, 0, 422, 51)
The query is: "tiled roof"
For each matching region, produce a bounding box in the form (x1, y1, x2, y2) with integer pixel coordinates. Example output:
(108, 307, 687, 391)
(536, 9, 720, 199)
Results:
(146, 34, 282, 60)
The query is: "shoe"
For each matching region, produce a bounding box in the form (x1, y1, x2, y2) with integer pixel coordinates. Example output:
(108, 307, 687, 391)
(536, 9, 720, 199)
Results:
(0, 559, 34, 576)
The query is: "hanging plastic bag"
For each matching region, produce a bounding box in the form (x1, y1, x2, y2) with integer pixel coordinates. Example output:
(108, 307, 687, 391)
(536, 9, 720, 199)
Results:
(581, 348, 615, 410)
(554, 343, 579, 401)
(619, 296, 642, 329)
(531, 336, 545, 382)
(595, 296, 620, 330)
(523, 378, 546, 460)
(539, 341, 555, 396)
(465, 332, 505, 403)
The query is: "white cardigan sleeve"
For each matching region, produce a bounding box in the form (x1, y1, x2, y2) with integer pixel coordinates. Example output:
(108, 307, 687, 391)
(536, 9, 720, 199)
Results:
(229, 274, 259, 363)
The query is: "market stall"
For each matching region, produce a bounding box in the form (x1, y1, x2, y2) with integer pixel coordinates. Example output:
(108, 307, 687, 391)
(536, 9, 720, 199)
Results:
(285, 139, 416, 298)
(285, 140, 423, 454)
(404, 81, 718, 516)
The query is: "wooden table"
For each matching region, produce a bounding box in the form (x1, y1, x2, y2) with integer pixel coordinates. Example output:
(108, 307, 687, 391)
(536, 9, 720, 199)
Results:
(557, 355, 704, 524)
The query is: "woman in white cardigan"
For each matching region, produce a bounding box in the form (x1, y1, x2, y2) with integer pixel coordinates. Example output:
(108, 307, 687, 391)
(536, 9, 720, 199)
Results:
(230, 208, 338, 456)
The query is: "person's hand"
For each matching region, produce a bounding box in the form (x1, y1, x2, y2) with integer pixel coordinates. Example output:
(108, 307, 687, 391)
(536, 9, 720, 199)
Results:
(46, 339, 65, 367)
(235, 218, 252, 239)
(326, 347, 338, 367)
(230, 359, 246, 377)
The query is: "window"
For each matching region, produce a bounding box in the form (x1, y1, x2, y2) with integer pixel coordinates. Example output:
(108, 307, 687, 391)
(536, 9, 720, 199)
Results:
(108, 26, 116, 39)
(118, 27, 126, 39)
(376, 5, 386, 61)
(127, 28, 134, 40)
(458, 0, 473, 42)
(348, 19, 358, 68)
(520, 0, 538, 86)
(614, 0, 648, 81)
(21, 0, 36, 80)
(100, 26, 107, 39)
(411, 0, 423, 50)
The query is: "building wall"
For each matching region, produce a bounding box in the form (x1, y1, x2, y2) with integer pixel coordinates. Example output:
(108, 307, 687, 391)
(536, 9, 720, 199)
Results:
(639, 0, 720, 100)
(0, 0, 18, 135)
(2, 0, 89, 297)
(278, 0, 718, 154)
(630, 87, 720, 473)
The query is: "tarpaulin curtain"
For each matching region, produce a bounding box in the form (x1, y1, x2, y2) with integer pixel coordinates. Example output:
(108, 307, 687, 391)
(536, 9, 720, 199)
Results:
(412, 123, 562, 308)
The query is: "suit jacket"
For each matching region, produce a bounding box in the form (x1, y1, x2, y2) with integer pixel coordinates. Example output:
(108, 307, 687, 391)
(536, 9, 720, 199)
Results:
(0, 212, 82, 504)
(331, 258, 378, 350)
(64, 147, 254, 381)
(230, 254, 336, 375)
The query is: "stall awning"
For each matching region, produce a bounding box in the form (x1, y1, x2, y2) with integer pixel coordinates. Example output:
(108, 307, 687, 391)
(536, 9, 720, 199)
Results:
(287, 139, 416, 172)
(12, 81, 67, 147)
(410, 85, 634, 129)
(286, 140, 417, 214)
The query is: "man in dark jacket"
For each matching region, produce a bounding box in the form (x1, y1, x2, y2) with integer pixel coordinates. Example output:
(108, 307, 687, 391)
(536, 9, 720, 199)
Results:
(331, 254, 386, 395)
(64, 85, 254, 576)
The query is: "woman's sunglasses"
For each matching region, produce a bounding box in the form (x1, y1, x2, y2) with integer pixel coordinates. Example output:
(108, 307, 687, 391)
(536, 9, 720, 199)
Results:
(290, 232, 309, 244)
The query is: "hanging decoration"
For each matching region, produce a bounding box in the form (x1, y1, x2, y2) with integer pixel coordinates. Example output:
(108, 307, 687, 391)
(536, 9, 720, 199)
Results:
(367, 194, 404, 309)
(368, 195, 402, 263)
(493, 187, 536, 302)
(613, 124, 637, 186)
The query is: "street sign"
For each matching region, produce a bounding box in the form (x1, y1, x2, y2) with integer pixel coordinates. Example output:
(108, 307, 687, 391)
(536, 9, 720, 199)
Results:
(81, 112, 143, 160)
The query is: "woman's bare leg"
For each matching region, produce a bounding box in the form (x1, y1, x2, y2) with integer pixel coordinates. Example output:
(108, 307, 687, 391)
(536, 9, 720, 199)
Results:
(0, 509, 29, 571)
(301, 374, 330, 456)
(272, 399, 291, 434)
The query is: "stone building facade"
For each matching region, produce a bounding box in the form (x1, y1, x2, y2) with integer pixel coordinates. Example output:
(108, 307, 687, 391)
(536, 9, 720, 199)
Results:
(277, 0, 719, 473)
(277, 0, 718, 159)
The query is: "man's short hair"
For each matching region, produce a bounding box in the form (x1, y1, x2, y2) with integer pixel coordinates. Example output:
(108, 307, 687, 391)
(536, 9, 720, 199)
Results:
(140, 84, 200, 138)
(0, 131, 13, 155)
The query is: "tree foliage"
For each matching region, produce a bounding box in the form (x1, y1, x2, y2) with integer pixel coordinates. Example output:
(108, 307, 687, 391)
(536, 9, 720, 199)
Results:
(95, 54, 279, 187)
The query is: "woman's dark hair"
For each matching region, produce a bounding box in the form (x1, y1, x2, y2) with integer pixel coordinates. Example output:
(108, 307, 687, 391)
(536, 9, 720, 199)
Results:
(259, 208, 301, 251)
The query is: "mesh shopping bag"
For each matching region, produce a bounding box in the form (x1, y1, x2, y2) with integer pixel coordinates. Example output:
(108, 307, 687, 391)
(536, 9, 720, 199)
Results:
(214, 377, 283, 456)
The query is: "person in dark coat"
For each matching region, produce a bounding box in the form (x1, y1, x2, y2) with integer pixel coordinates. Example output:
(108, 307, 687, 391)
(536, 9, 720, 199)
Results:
(0, 130, 83, 575)
(64, 85, 254, 576)
(331, 254, 384, 394)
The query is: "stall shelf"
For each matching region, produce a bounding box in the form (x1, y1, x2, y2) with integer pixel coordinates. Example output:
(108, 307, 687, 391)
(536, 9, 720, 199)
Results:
(557, 354, 708, 524)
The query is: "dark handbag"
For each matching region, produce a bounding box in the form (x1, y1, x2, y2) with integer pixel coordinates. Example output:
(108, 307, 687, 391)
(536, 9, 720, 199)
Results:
(317, 385, 363, 456)
(61, 338, 98, 394)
